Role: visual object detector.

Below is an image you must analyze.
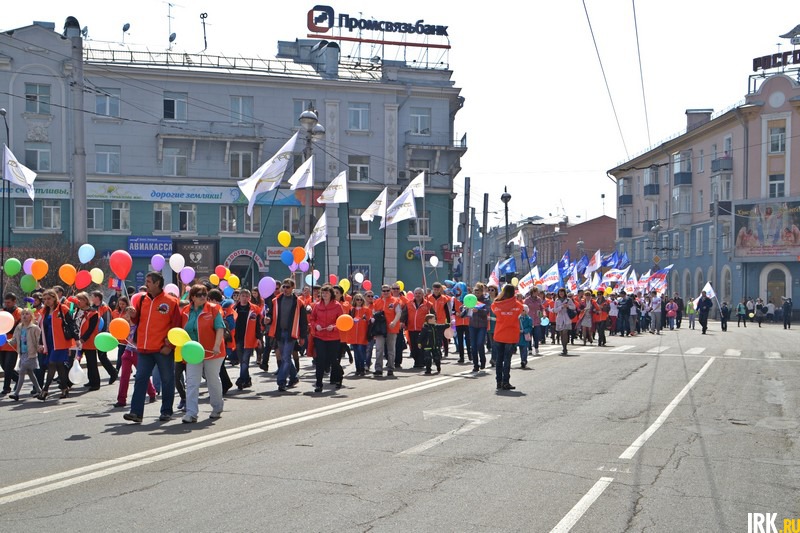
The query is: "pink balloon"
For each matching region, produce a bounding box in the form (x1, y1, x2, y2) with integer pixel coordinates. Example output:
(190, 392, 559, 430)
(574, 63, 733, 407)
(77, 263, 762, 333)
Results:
(164, 283, 180, 297)
(313, 269, 320, 281)
(219, 280, 229, 290)
(23, 258, 35, 276)
(289, 262, 298, 272)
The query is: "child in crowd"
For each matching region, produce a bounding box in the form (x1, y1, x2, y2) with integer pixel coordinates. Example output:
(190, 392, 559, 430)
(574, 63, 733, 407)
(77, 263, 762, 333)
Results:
(419, 314, 442, 375)
(7, 308, 43, 401)
(518, 305, 533, 369)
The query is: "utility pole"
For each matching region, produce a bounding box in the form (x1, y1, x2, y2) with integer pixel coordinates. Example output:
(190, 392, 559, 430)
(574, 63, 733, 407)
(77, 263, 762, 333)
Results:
(462, 176, 471, 283)
(65, 17, 87, 244)
(481, 193, 488, 281)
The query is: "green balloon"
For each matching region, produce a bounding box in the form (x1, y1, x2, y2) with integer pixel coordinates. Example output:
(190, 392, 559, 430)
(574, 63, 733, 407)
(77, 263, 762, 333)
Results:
(182, 341, 205, 364)
(94, 332, 119, 352)
(20, 274, 37, 293)
(4, 258, 21, 276)
(463, 294, 478, 309)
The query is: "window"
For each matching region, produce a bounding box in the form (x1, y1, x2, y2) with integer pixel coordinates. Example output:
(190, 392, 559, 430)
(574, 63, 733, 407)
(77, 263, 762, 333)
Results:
(769, 126, 786, 153)
(695, 227, 703, 256)
(673, 151, 691, 174)
(245, 206, 260, 233)
(711, 175, 732, 202)
(698, 149, 704, 173)
(633, 240, 640, 262)
(348, 102, 370, 131)
(409, 209, 430, 237)
(349, 208, 369, 236)
(153, 202, 171, 232)
(661, 234, 669, 252)
(672, 233, 679, 258)
(96, 145, 120, 174)
(112, 201, 130, 231)
(179, 204, 197, 232)
(42, 200, 61, 230)
(712, 143, 718, 160)
(684, 230, 691, 257)
(220, 205, 237, 233)
(644, 166, 657, 185)
(24, 143, 50, 172)
(409, 159, 431, 186)
(163, 91, 188, 121)
(636, 176, 641, 194)
(230, 96, 253, 123)
(697, 190, 704, 213)
(348, 155, 370, 182)
(769, 174, 785, 198)
(410, 107, 431, 135)
(230, 151, 253, 178)
(723, 136, 732, 157)
(95, 88, 120, 117)
(619, 208, 628, 226)
(618, 177, 632, 195)
(294, 99, 316, 119)
(87, 201, 104, 231)
(14, 199, 33, 229)
(672, 187, 691, 213)
(721, 223, 731, 251)
(25, 83, 50, 114)
(163, 147, 188, 177)
(283, 207, 302, 236)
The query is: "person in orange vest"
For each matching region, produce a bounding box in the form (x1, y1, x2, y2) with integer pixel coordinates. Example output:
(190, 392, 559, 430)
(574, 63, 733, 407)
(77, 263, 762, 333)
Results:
(309, 285, 343, 392)
(38, 289, 76, 400)
(232, 289, 264, 391)
(1, 293, 23, 394)
(75, 292, 104, 391)
(90, 290, 119, 385)
(595, 294, 610, 346)
(347, 292, 372, 376)
(372, 284, 402, 376)
(427, 282, 451, 357)
(491, 285, 524, 390)
(268, 278, 307, 392)
(406, 287, 432, 368)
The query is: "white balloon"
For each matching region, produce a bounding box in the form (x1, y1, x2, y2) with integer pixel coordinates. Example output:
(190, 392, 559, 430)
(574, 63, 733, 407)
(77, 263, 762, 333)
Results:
(354, 272, 365, 283)
(168, 253, 185, 272)
(429, 256, 440, 267)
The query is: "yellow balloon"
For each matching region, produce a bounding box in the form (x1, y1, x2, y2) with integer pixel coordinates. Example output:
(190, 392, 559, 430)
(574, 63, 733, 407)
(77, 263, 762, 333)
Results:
(174, 345, 183, 362)
(209, 273, 220, 285)
(604, 287, 613, 295)
(397, 280, 405, 291)
(277, 230, 292, 248)
(90, 267, 104, 284)
(339, 278, 351, 293)
(511, 277, 519, 287)
(167, 327, 191, 347)
(224, 268, 231, 280)
(228, 274, 240, 289)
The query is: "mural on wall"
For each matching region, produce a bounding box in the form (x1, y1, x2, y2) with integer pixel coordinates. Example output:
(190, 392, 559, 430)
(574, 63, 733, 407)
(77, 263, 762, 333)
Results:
(734, 199, 800, 258)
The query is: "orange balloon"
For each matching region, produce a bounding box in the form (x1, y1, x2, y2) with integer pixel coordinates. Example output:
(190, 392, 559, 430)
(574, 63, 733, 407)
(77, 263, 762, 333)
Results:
(292, 246, 306, 264)
(31, 259, 49, 281)
(108, 318, 131, 340)
(59, 264, 77, 285)
(336, 314, 354, 332)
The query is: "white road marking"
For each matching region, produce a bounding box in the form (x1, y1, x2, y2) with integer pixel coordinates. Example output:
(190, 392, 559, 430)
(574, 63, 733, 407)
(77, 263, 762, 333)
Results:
(723, 349, 741, 357)
(619, 357, 716, 460)
(41, 405, 81, 414)
(685, 347, 706, 355)
(398, 406, 499, 456)
(573, 346, 593, 352)
(764, 352, 782, 359)
(549, 477, 614, 533)
(609, 345, 634, 352)
(647, 346, 669, 354)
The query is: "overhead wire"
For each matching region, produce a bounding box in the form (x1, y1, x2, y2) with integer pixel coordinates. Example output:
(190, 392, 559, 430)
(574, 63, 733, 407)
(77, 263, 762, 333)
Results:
(631, 0, 652, 146)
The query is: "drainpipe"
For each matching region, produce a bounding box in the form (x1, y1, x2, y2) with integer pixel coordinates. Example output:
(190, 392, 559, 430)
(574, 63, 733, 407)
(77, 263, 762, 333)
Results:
(734, 107, 750, 300)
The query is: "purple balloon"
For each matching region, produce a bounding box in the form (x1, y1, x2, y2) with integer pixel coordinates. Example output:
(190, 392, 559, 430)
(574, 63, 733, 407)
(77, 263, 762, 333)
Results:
(180, 266, 195, 284)
(258, 276, 276, 296)
(151, 253, 166, 270)
(23, 258, 35, 276)
(289, 262, 298, 272)
(299, 261, 310, 272)
(219, 279, 229, 290)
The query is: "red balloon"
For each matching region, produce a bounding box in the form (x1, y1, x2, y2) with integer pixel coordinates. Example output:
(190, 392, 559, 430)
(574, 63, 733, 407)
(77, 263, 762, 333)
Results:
(109, 250, 132, 279)
(329, 274, 338, 285)
(75, 270, 92, 290)
(362, 280, 372, 290)
(214, 265, 227, 278)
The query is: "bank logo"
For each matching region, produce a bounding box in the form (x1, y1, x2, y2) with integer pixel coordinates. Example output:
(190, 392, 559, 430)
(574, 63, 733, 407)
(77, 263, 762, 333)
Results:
(307, 5, 334, 33)
(748, 512, 800, 533)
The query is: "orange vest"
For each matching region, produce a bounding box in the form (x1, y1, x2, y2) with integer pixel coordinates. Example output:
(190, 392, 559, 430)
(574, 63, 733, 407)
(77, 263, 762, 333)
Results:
(132, 291, 182, 353)
(78, 308, 100, 350)
(406, 297, 431, 332)
(236, 303, 263, 349)
(181, 301, 225, 359)
(491, 298, 524, 344)
(427, 294, 451, 324)
(42, 304, 76, 351)
(268, 295, 304, 340)
(373, 296, 402, 334)
(454, 299, 469, 327)
(348, 306, 372, 345)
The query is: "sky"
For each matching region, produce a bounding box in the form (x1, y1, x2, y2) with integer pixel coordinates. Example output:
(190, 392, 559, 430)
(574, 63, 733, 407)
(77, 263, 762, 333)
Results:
(3, 0, 798, 234)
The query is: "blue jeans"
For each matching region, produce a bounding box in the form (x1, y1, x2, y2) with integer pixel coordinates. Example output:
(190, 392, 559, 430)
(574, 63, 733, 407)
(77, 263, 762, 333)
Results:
(276, 331, 297, 387)
(532, 325, 543, 350)
(131, 351, 175, 417)
(236, 344, 254, 384)
(495, 342, 514, 385)
(519, 343, 529, 364)
(468, 327, 486, 368)
(352, 344, 367, 372)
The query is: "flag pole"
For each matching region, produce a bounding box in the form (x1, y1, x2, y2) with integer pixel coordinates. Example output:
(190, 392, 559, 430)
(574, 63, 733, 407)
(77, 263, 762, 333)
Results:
(416, 231, 428, 291)
(242, 188, 281, 288)
(380, 223, 386, 286)
(344, 201, 354, 294)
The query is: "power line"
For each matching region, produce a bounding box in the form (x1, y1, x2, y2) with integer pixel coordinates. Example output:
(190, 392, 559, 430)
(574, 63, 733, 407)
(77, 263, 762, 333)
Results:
(631, 0, 652, 146)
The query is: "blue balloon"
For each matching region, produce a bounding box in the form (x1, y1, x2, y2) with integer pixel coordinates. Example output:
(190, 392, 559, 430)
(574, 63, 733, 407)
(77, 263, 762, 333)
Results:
(444, 279, 455, 287)
(223, 286, 234, 297)
(78, 243, 95, 264)
(0, 333, 6, 346)
(280, 250, 294, 266)
(98, 317, 105, 332)
(305, 274, 313, 286)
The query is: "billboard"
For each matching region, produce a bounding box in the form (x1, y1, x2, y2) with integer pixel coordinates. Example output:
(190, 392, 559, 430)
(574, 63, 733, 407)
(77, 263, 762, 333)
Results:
(734, 200, 800, 258)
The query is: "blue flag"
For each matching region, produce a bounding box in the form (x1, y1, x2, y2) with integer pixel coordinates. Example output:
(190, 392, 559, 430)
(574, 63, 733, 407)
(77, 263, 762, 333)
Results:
(576, 254, 589, 276)
(558, 250, 571, 278)
(602, 251, 618, 268)
(498, 256, 517, 275)
(530, 246, 537, 265)
(617, 251, 630, 269)
(520, 246, 528, 264)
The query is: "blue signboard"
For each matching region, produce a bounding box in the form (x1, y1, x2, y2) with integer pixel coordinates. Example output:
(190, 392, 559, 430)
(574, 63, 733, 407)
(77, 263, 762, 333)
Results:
(127, 236, 173, 258)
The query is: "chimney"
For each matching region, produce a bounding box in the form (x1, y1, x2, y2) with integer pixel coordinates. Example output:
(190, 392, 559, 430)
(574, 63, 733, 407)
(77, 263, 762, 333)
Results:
(686, 109, 713, 132)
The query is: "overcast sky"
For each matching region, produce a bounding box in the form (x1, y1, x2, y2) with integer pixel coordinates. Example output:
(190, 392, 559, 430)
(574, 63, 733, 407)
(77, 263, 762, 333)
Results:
(3, 1, 798, 232)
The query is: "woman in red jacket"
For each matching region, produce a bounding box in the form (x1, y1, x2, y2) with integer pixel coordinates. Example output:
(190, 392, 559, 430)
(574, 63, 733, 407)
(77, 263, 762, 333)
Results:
(348, 293, 372, 376)
(310, 285, 344, 393)
(38, 289, 75, 400)
(491, 284, 524, 391)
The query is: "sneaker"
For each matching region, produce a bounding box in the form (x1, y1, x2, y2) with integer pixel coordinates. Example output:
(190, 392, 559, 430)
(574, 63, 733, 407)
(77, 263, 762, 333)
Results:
(177, 399, 186, 411)
(502, 383, 516, 390)
(314, 385, 323, 393)
(374, 371, 383, 376)
(521, 362, 527, 369)
(9, 394, 19, 401)
(149, 395, 157, 404)
(113, 401, 126, 408)
(288, 378, 299, 388)
(535, 349, 540, 356)
(123, 412, 143, 423)
(496, 382, 502, 390)
(159, 413, 172, 422)
(387, 369, 394, 376)
(181, 415, 197, 424)
(278, 385, 287, 392)
(209, 411, 222, 419)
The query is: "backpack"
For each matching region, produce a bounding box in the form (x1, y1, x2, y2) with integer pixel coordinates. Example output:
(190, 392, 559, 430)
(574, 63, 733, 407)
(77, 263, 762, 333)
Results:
(369, 310, 387, 338)
(59, 306, 80, 341)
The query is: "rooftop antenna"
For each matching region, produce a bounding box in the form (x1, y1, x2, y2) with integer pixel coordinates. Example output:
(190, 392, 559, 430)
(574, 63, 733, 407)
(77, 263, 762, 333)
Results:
(122, 23, 130, 44)
(167, 2, 177, 50)
(199, 12, 208, 52)
(81, 26, 89, 38)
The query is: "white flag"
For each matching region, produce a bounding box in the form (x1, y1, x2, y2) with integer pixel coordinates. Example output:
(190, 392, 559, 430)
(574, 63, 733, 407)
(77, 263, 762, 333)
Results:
(237, 132, 298, 215)
(508, 230, 525, 247)
(3, 145, 36, 200)
(361, 187, 388, 221)
(701, 281, 716, 300)
(407, 170, 426, 198)
(381, 188, 417, 229)
(317, 171, 348, 204)
(585, 249, 602, 275)
(288, 155, 314, 190)
(304, 213, 327, 259)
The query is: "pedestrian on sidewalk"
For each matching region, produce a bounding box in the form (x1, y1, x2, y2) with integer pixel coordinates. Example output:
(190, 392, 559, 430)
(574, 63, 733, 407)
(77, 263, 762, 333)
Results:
(6, 308, 43, 401)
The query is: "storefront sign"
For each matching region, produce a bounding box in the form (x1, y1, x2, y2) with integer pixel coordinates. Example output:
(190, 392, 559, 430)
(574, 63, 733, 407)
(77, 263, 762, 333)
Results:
(224, 248, 268, 272)
(753, 50, 800, 72)
(173, 240, 217, 279)
(127, 236, 173, 258)
(266, 246, 288, 261)
(734, 199, 800, 259)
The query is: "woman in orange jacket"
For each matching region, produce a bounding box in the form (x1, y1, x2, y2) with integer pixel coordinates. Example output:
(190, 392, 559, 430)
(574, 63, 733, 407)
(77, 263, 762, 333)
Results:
(309, 285, 344, 393)
(38, 288, 75, 400)
(348, 293, 372, 376)
(491, 285, 524, 391)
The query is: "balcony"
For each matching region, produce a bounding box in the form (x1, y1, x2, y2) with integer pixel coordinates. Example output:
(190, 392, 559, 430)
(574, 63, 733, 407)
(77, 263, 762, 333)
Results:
(618, 194, 633, 206)
(711, 157, 733, 172)
(673, 172, 692, 186)
(709, 200, 732, 217)
(618, 227, 632, 238)
(404, 132, 468, 151)
(643, 184, 660, 196)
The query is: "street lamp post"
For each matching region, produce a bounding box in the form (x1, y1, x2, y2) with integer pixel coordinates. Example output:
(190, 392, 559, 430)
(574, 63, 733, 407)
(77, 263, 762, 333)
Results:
(0, 108, 9, 297)
(298, 106, 325, 284)
(501, 187, 511, 258)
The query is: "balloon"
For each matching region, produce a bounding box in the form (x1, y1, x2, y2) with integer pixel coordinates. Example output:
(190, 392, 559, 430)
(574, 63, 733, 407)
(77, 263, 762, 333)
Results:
(209, 273, 220, 285)
(397, 280, 405, 291)
(541, 317, 550, 327)
(223, 268, 231, 280)
(78, 243, 95, 264)
(339, 278, 351, 293)
(223, 286, 234, 298)
(0, 311, 14, 334)
(59, 264, 77, 285)
(291, 246, 305, 264)
(19, 274, 37, 293)
(280, 250, 294, 266)
(336, 314, 354, 332)
(98, 317, 105, 332)
(305, 274, 313, 285)
(167, 327, 190, 347)
(354, 272, 364, 283)
(429, 256, 440, 267)
(168, 253, 185, 272)
(182, 341, 205, 364)
(180, 266, 196, 285)
(0, 333, 6, 346)
(258, 277, 276, 296)
(94, 332, 119, 352)
(511, 277, 519, 287)
(464, 294, 478, 308)
(109, 250, 133, 279)
(228, 274, 240, 289)
(444, 328, 455, 339)
(90, 268, 104, 284)
(164, 283, 180, 297)
(277, 230, 292, 248)
(299, 261, 310, 273)
(3, 258, 21, 276)
(313, 269, 321, 281)
(454, 282, 468, 302)
(604, 287, 613, 295)
(289, 263, 298, 272)
(444, 279, 454, 287)
(30, 259, 48, 281)
(215, 265, 227, 278)
(219, 280, 229, 290)
(749, 312, 755, 318)
(329, 274, 338, 284)
(23, 258, 35, 276)
(174, 345, 183, 363)
(151, 253, 166, 270)
(109, 318, 131, 340)
(362, 280, 372, 290)
(75, 271, 92, 290)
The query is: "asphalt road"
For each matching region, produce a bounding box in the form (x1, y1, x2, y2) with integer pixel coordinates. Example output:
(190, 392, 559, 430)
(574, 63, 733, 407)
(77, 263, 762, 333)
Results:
(1, 321, 798, 532)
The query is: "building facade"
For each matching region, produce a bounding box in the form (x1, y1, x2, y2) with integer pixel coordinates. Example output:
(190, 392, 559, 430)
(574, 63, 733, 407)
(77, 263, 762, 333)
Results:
(0, 19, 466, 289)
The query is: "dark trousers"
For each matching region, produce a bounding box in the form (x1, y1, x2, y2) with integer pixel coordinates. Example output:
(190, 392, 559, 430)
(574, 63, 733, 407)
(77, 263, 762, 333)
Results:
(424, 348, 442, 371)
(738, 314, 747, 327)
(1, 352, 19, 391)
(676, 311, 683, 328)
(699, 314, 709, 333)
(395, 331, 406, 366)
(409, 331, 423, 367)
(784, 313, 792, 329)
(494, 342, 514, 385)
(596, 321, 607, 346)
(84, 349, 118, 389)
(175, 361, 187, 400)
(314, 339, 342, 387)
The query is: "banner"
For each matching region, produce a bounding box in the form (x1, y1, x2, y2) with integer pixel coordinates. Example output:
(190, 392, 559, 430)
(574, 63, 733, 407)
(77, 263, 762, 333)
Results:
(734, 200, 800, 258)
